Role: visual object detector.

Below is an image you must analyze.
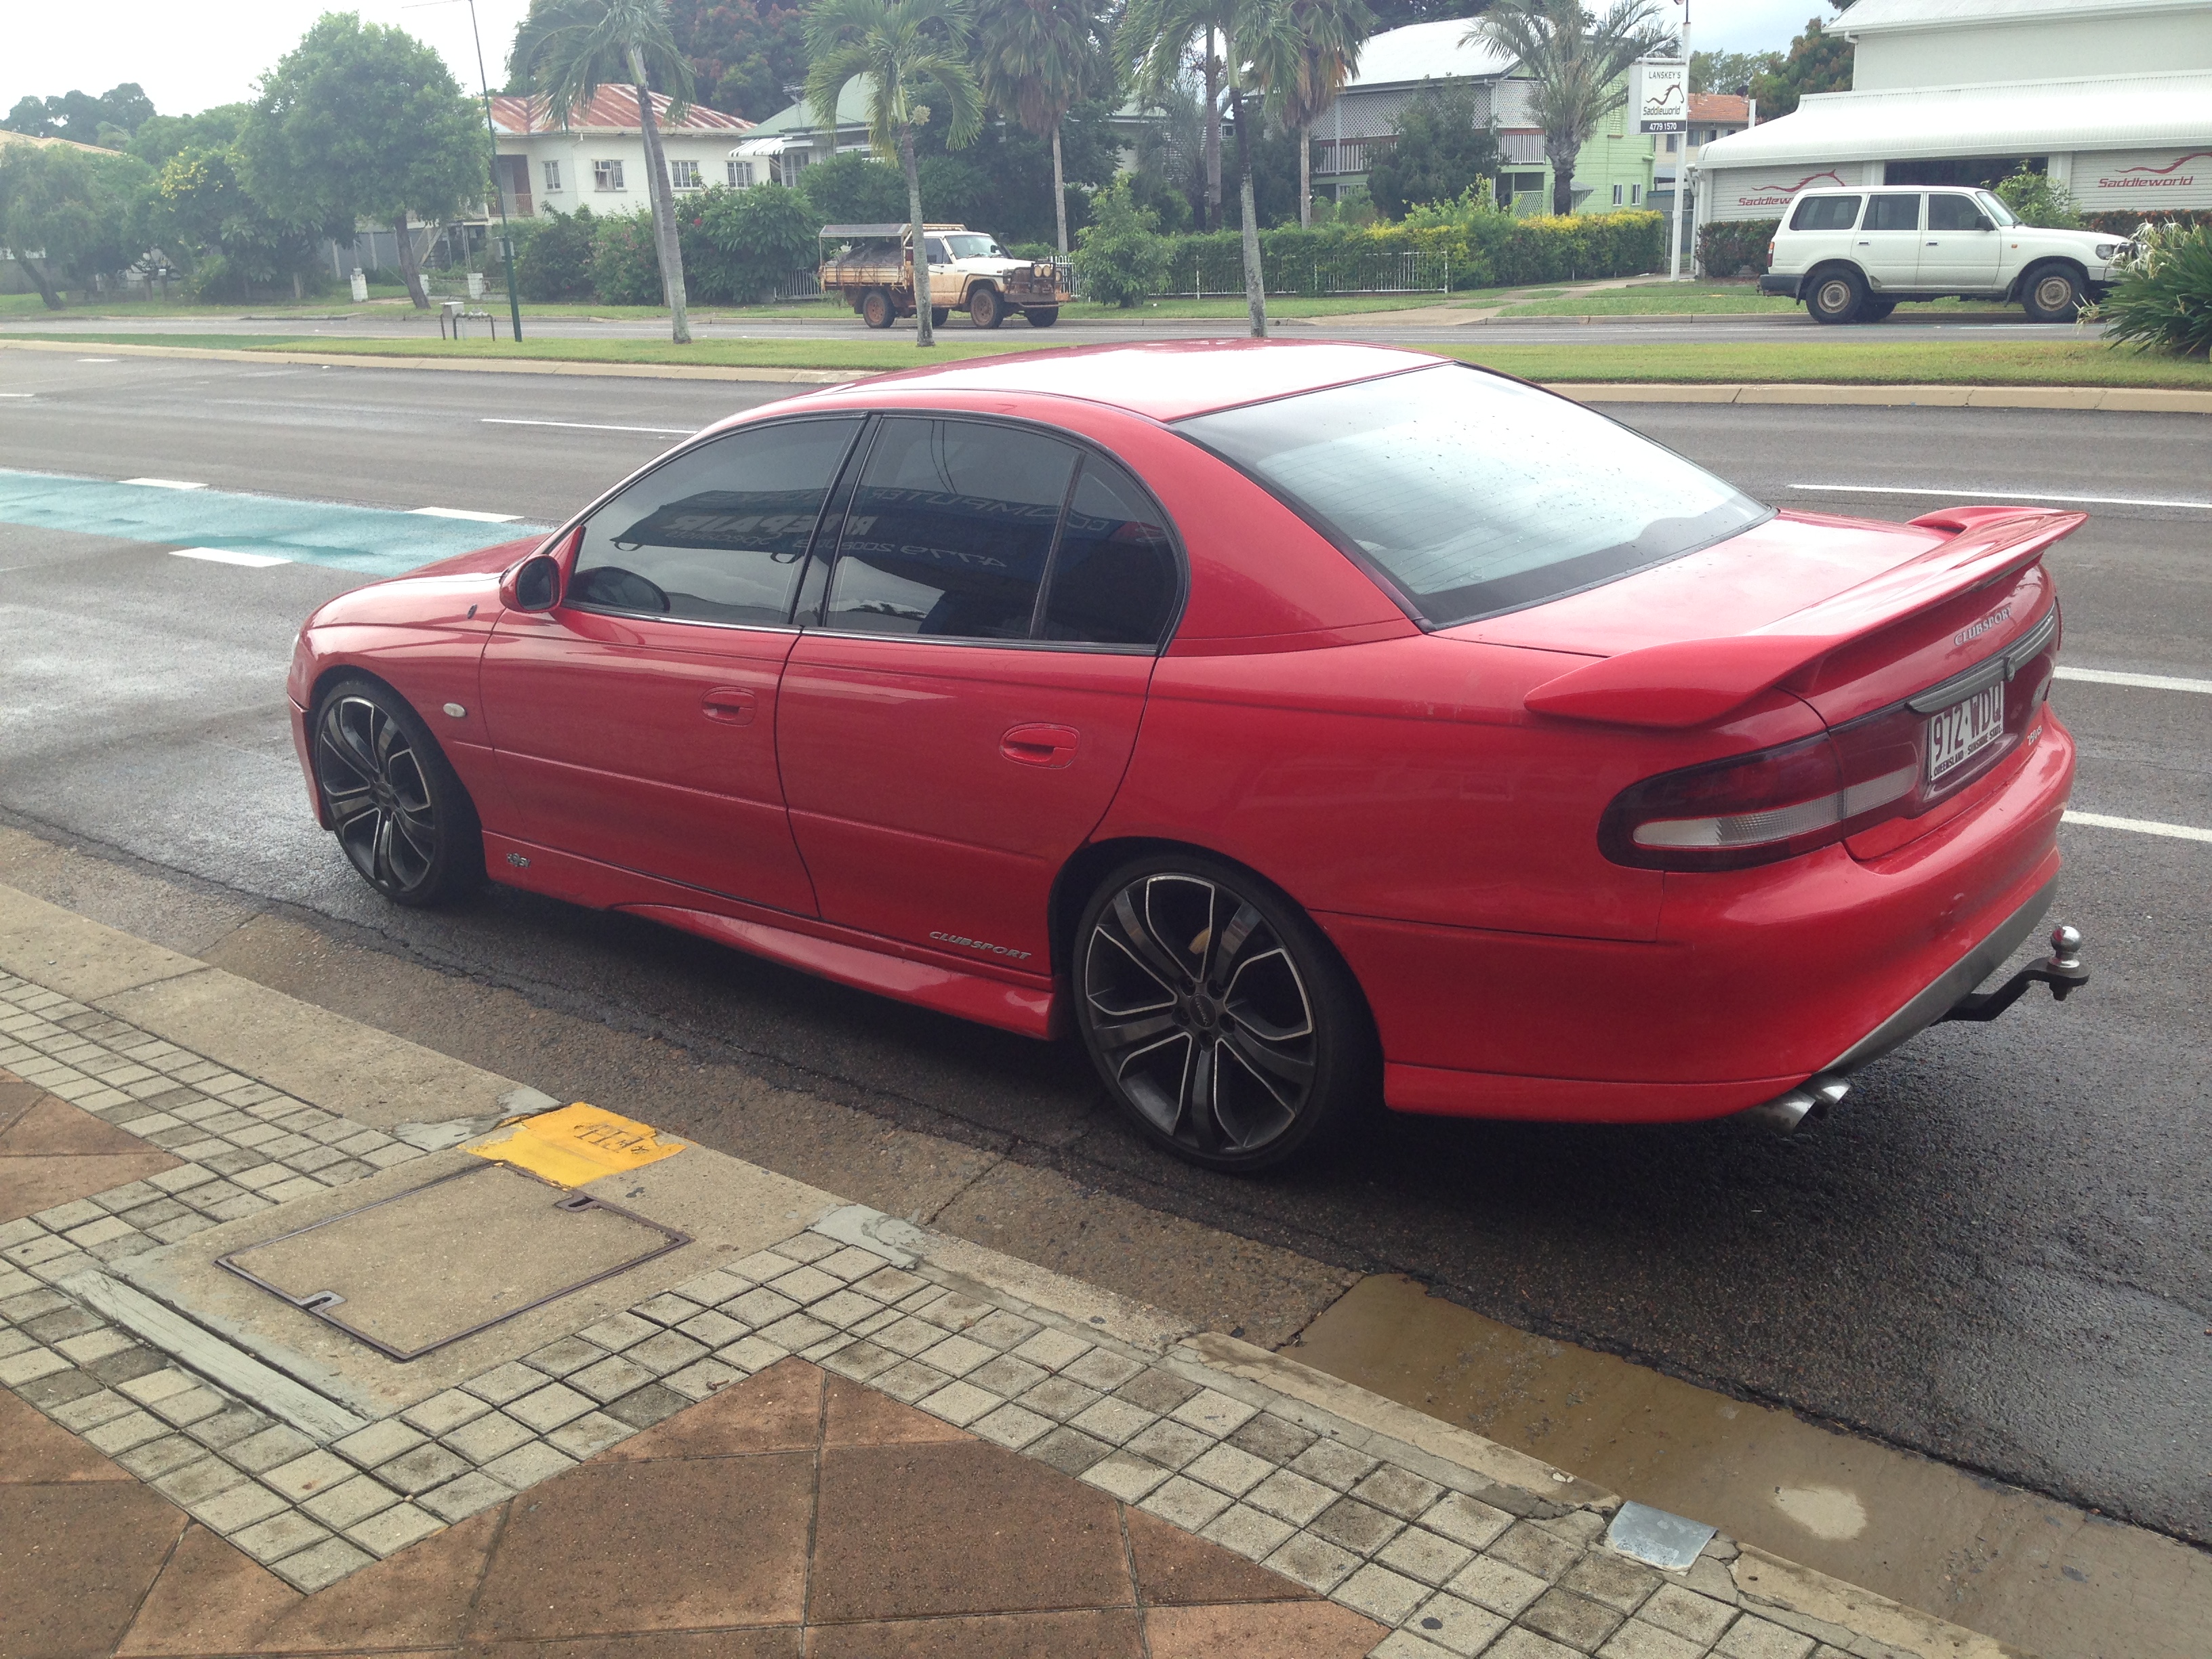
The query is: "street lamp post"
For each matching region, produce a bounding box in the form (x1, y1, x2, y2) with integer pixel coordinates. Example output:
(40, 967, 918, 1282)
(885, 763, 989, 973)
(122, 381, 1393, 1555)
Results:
(464, 0, 526, 342)
(1671, 0, 1692, 280)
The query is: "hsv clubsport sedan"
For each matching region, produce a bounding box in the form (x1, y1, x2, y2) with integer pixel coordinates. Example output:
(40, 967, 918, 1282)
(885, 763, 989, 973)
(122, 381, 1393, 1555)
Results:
(289, 342, 2087, 1170)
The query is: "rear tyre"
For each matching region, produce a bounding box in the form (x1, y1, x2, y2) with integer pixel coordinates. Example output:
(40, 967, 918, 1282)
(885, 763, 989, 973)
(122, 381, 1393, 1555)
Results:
(310, 678, 483, 908)
(2022, 264, 2086, 323)
(861, 288, 895, 329)
(969, 285, 1004, 329)
(1805, 268, 1866, 325)
(1025, 306, 1060, 327)
(1861, 299, 1897, 322)
(1072, 853, 1376, 1173)
(930, 306, 950, 327)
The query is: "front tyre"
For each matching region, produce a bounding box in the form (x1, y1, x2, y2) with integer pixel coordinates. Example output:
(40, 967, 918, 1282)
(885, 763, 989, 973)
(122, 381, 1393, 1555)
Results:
(311, 678, 483, 907)
(2022, 264, 2086, 323)
(1806, 268, 1866, 325)
(1025, 306, 1060, 327)
(969, 285, 1005, 329)
(1073, 855, 1375, 1172)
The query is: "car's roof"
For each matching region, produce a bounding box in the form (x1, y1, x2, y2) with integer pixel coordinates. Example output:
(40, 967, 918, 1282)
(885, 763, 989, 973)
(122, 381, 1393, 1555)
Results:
(806, 339, 1446, 423)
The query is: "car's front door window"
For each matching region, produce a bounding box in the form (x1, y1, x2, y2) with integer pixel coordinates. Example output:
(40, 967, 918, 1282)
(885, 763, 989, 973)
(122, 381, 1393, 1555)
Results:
(568, 417, 863, 625)
(823, 417, 1078, 640)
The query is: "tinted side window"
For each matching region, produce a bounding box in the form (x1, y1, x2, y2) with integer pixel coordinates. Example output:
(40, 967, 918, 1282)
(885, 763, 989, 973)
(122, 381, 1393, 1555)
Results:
(1928, 192, 1988, 230)
(1790, 194, 1861, 231)
(1042, 457, 1178, 646)
(569, 419, 861, 623)
(826, 418, 1077, 640)
(1864, 193, 1921, 231)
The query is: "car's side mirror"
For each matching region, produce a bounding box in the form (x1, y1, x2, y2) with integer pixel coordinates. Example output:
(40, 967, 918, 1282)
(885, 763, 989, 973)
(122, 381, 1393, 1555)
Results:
(501, 554, 561, 613)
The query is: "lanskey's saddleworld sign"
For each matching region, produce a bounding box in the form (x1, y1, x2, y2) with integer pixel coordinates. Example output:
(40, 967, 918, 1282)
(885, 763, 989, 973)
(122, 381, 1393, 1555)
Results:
(1633, 60, 1687, 134)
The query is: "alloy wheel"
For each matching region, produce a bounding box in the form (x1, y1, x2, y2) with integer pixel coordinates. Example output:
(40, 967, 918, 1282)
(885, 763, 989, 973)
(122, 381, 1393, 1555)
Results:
(314, 695, 440, 897)
(1080, 872, 1318, 1157)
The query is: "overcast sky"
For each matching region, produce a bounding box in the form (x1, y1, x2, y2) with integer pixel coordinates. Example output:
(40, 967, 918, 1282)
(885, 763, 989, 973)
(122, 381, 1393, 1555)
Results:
(11, 0, 1837, 119)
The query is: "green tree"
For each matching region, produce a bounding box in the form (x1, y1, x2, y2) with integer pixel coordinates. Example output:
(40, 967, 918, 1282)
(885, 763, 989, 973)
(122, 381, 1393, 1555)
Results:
(1123, 0, 1232, 230)
(143, 144, 323, 300)
(1746, 17, 1852, 119)
(3, 84, 155, 144)
(683, 180, 818, 299)
(1994, 165, 2083, 230)
(1471, 0, 1671, 215)
(516, 203, 600, 298)
(665, 0, 813, 119)
(240, 15, 485, 310)
(1365, 82, 1502, 218)
(1072, 177, 1170, 303)
(514, 0, 703, 342)
(127, 104, 249, 170)
(1690, 49, 1781, 96)
(0, 142, 155, 306)
(804, 0, 983, 349)
(973, 0, 1110, 252)
(1247, 0, 1374, 226)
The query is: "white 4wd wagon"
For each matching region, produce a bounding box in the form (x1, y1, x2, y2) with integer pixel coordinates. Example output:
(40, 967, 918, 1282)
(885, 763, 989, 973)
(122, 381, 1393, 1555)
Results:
(1760, 186, 2133, 324)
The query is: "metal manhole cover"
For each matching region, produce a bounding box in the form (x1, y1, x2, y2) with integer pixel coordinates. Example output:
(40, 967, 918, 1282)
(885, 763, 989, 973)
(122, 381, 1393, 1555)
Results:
(216, 1162, 689, 1361)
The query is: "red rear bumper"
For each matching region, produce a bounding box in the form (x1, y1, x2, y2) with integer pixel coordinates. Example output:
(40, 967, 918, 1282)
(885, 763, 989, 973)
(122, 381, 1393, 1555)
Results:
(1326, 714, 2076, 1122)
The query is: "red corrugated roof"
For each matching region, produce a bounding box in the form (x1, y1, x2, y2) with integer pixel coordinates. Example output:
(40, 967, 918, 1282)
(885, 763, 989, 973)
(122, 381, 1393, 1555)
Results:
(1690, 94, 1750, 123)
(489, 90, 752, 135)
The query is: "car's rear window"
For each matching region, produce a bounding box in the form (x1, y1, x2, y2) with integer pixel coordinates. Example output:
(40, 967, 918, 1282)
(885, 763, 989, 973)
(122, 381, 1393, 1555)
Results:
(1791, 194, 1861, 230)
(1176, 365, 1768, 627)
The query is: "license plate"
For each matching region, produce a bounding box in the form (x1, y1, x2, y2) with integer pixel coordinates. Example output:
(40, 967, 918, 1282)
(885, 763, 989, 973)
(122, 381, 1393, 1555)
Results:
(1925, 680, 2006, 785)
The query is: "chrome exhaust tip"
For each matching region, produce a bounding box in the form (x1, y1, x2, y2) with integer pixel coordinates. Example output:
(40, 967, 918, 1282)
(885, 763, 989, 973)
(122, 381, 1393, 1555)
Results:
(1742, 1074, 1849, 1134)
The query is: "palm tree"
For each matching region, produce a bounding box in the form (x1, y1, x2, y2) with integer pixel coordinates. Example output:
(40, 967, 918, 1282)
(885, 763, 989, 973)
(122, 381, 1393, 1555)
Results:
(1471, 0, 1671, 216)
(1248, 0, 1374, 226)
(973, 0, 1109, 253)
(806, 0, 983, 349)
(514, 0, 697, 343)
(1122, 0, 1230, 231)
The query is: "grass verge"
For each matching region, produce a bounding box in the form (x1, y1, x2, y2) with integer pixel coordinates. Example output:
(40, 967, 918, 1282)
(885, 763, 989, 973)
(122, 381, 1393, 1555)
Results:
(9, 330, 2209, 389)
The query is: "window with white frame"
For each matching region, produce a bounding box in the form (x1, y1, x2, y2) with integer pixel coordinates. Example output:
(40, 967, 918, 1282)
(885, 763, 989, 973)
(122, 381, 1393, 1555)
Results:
(1631, 184, 1640, 204)
(670, 159, 703, 190)
(1612, 183, 1623, 205)
(727, 159, 754, 187)
(594, 159, 624, 190)
(543, 160, 562, 192)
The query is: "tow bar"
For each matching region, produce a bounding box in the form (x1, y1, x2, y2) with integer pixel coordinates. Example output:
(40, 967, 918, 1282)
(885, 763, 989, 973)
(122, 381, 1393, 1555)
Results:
(1937, 924, 2089, 1022)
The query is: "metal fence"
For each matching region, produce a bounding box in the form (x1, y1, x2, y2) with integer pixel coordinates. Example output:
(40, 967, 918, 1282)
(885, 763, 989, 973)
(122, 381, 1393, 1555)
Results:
(1166, 247, 1451, 299)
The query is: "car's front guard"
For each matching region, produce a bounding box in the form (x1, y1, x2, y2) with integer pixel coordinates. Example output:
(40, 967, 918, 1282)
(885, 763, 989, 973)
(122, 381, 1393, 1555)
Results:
(1740, 878, 2089, 1131)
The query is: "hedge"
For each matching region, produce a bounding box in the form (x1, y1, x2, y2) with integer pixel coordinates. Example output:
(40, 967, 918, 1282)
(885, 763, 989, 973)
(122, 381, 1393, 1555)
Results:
(1698, 218, 1778, 279)
(2083, 207, 2212, 236)
(1149, 211, 1666, 296)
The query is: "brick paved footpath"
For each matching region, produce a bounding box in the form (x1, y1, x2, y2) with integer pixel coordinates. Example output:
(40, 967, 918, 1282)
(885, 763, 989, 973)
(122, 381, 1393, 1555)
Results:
(0, 882, 2023, 1659)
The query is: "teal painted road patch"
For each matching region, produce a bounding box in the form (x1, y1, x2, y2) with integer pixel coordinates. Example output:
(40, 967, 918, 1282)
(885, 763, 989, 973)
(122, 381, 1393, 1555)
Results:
(0, 470, 550, 577)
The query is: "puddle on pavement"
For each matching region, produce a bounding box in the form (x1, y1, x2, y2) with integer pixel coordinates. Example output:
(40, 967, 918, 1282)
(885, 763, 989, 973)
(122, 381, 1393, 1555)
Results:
(1289, 1273, 2211, 1659)
(218, 1161, 688, 1360)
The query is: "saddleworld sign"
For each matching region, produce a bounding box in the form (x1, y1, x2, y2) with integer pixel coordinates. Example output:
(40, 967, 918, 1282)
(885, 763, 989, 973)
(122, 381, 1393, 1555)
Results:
(1633, 60, 1687, 134)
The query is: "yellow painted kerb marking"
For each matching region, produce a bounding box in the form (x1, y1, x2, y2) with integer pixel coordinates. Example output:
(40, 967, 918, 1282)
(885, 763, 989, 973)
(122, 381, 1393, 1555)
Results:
(469, 1103, 686, 1187)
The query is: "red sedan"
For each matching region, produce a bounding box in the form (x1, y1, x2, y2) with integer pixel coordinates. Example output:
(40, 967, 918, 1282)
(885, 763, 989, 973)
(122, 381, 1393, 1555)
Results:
(288, 342, 2086, 1170)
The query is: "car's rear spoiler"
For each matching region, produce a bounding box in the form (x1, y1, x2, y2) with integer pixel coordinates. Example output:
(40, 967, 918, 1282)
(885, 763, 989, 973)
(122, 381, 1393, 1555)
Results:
(1522, 508, 2086, 729)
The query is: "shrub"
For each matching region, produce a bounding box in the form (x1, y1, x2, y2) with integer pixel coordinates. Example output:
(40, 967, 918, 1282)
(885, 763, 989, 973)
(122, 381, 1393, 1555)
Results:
(798, 153, 907, 226)
(1698, 218, 1778, 278)
(1152, 209, 1664, 297)
(682, 183, 817, 303)
(2083, 207, 2212, 237)
(1994, 167, 2083, 230)
(590, 211, 661, 306)
(1368, 85, 1503, 220)
(1073, 182, 1170, 307)
(516, 205, 596, 301)
(2091, 220, 2212, 359)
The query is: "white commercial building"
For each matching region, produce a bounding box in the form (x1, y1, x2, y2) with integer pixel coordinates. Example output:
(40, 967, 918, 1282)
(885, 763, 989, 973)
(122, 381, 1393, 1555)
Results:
(1695, 0, 2212, 223)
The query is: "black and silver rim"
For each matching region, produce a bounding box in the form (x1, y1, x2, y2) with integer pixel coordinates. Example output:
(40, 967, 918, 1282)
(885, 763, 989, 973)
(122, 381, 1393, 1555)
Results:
(2034, 274, 2074, 312)
(1082, 874, 1317, 1156)
(1816, 278, 1853, 316)
(315, 696, 438, 895)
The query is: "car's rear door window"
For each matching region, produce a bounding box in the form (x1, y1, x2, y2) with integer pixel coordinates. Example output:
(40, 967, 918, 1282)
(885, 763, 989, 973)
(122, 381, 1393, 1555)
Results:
(1177, 364, 1767, 627)
(824, 417, 1077, 639)
(1040, 456, 1178, 645)
(567, 417, 862, 624)
(1790, 194, 1862, 230)
(1864, 192, 1922, 231)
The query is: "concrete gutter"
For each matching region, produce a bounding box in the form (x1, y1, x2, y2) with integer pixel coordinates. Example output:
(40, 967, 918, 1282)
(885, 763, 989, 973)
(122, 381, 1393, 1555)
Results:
(4, 334, 2207, 413)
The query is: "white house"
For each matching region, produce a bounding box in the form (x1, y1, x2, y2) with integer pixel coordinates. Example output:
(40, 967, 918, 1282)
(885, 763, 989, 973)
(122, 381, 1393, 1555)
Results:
(1695, 0, 2212, 224)
(488, 89, 754, 219)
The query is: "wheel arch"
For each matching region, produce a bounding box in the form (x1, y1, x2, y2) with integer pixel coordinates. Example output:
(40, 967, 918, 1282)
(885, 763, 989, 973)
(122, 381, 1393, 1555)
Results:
(2009, 255, 2089, 302)
(1804, 258, 1866, 292)
(1047, 835, 1380, 1036)
(303, 664, 480, 834)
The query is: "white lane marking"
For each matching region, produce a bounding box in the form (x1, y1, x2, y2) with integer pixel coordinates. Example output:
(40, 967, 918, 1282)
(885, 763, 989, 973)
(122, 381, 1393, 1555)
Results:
(169, 547, 289, 568)
(0, 392, 34, 398)
(1792, 483, 2212, 511)
(77, 356, 119, 363)
(481, 417, 696, 436)
(123, 477, 207, 490)
(2055, 666, 2212, 695)
(2064, 811, 2212, 844)
(409, 506, 522, 523)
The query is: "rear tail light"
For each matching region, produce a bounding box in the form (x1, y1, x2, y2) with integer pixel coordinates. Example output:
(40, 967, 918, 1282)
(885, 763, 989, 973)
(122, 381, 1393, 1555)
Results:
(1601, 609, 2060, 872)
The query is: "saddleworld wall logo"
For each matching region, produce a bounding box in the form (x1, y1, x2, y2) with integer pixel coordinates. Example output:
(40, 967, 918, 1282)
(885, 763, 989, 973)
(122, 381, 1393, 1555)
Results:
(2096, 151, 2210, 190)
(1641, 81, 1685, 117)
(1735, 169, 1845, 209)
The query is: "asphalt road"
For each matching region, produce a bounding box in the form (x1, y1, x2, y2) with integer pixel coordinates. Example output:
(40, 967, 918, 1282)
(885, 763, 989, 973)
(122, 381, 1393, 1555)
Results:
(3, 353, 2207, 1546)
(0, 304, 2100, 348)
